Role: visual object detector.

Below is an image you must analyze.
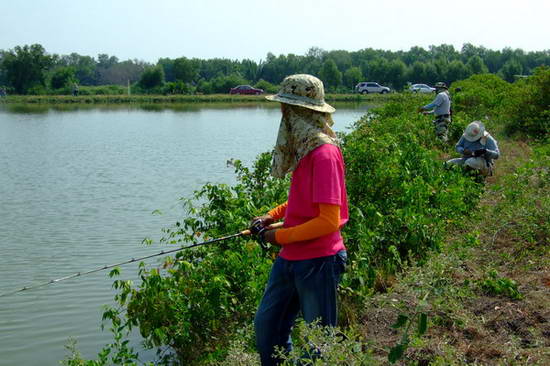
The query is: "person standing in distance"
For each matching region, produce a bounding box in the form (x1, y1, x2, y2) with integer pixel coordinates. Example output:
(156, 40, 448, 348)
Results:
(418, 81, 452, 142)
(251, 74, 349, 366)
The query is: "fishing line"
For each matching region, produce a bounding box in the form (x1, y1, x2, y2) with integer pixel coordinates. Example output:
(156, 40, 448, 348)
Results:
(0, 224, 278, 298)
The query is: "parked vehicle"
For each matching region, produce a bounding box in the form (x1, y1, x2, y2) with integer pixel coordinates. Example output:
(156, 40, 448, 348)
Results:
(410, 83, 436, 94)
(355, 82, 390, 94)
(229, 85, 264, 95)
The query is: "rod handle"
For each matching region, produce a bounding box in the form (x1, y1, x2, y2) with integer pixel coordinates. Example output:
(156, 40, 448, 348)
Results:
(241, 221, 284, 236)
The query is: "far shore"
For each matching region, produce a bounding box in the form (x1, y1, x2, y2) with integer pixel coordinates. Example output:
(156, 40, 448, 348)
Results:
(0, 93, 405, 105)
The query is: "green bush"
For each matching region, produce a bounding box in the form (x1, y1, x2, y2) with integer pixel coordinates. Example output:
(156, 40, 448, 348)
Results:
(77, 85, 126, 95)
(341, 98, 482, 294)
(50, 67, 77, 90)
(207, 73, 250, 94)
(162, 81, 196, 95)
(451, 74, 510, 118)
(254, 79, 278, 94)
(502, 66, 550, 140)
(138, 66, 165, 90)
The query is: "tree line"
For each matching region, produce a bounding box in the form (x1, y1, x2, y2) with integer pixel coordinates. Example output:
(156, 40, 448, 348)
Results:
(1, 43, 549, 95)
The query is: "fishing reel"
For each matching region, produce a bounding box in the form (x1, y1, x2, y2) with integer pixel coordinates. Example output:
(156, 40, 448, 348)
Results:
(249, 218, 269, 251)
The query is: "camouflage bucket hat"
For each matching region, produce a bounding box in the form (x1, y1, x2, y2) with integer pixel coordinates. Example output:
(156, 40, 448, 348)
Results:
(434, 82, 448, 89)
(266, 74, 335, 114)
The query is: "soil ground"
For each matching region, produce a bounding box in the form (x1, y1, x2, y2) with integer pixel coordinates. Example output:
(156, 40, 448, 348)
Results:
(356, 139, 550, 365)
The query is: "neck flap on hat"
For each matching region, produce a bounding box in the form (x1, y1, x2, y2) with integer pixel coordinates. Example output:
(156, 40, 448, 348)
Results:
(271, 104, 338, 178)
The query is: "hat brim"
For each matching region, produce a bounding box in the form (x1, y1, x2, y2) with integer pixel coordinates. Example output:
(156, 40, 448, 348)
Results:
(266, 94, 335, 114)
(464, 128, 486, 142)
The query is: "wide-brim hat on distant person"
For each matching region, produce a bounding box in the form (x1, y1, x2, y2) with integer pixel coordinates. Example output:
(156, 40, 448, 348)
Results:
(266, 74, 336, 114)
(464, 121, 487, 141)
(434, 82, 448, 89)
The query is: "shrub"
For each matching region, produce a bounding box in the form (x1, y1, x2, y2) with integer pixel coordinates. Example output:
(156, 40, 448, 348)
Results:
(451, 74, 510, 118)
(254, 79, 278, 94)
(138, 66, 165, 90)
(209, 73, 250, 94)
(163, 81, 195, 95)
(50, 67, 77, 89)
(502, 66, 550, 140)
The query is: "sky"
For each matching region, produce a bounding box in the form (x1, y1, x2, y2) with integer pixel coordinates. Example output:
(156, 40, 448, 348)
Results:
(1, 0, 549, 63)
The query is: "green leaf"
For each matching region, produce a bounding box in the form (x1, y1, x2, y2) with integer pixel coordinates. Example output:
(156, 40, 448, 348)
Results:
(388, 343, 406, 363)
(108, 267, 120, 278)
(391, 314, 409, 329)
(417, 313, 428, 335)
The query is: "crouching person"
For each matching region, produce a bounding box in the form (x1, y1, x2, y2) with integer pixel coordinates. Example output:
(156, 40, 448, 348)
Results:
(447, 121, 500, 176)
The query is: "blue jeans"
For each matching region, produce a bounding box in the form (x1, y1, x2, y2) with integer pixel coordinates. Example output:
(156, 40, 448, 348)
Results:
(254, 250, 347, 366)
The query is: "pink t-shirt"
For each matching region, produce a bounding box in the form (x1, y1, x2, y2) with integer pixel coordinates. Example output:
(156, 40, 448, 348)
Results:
(279, 144, 349, 260)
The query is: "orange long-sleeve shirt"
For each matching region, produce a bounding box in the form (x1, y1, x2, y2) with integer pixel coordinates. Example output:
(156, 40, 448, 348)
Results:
(268, 202, 341, 245)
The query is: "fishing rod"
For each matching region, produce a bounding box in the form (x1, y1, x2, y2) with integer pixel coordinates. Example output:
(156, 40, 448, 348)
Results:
(0, 222, 282, 298)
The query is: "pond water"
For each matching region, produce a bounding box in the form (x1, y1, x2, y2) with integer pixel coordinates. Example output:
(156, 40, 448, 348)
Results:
(0, 102, 370, 365)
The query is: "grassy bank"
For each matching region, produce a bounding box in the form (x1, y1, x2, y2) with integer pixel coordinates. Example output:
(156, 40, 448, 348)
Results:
(0, 93, 400, 104)
(64, 72, 549, 366)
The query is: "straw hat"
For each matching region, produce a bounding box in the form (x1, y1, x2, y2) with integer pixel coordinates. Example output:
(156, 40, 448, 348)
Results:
(266, 74, 335, 113)
(464, 121, 487, 141)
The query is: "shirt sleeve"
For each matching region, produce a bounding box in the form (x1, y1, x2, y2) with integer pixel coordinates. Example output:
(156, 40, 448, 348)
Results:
(485, 136, 500, 159)
(455, 136, 465, 155)
(423, 94, 443, 110)
(267, 201, 288, 221)
(275, 203, 340, 244)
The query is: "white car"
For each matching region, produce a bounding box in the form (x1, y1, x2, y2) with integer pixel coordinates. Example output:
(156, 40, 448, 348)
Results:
(355, 82, 390, 94)
(410, 84, 436, 94)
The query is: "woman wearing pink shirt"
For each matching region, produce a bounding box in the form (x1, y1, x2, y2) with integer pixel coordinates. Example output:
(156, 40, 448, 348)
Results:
(251, 74, 349, 366)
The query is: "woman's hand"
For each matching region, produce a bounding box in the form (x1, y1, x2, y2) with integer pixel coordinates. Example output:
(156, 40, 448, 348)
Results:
(250, 215, 274, 227)
(262, 229, 279, 246)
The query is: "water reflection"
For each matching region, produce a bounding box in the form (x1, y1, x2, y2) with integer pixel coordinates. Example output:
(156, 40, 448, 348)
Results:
(0, 101, 368, 114)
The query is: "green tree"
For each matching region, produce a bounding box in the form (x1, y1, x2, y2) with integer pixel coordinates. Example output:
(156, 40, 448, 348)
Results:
(499, 59, 523, 82)
(98, 60, 146, 85)
(59, 53, 98, 85)
(365, 58, 389, 83)
(408, 61, 427, 83)
(343, 66, 363, 90)
(386, 59, 407, 90)
(138, 65, 165, 89)
(50, 66, 77, 89)
(97, 54, 119, 69)
(209, 73, 249, 93)
(467, 55, 489, 75)
(157, 58, 175, 82)
(1, 44, 54, 94)
(173, 56, 198, 83)
(319, 59, 342, 90)
(447, 60, 471, 83)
